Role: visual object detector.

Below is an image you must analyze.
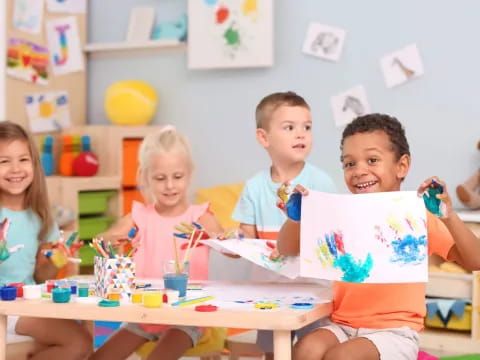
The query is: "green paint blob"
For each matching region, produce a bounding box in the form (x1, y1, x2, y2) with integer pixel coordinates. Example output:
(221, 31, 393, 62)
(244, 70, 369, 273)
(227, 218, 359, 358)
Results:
(224, 26, 240, 46)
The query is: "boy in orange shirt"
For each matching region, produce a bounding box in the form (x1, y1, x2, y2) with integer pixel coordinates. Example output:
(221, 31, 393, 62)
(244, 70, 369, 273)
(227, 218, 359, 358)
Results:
(278, 113, 480, 359)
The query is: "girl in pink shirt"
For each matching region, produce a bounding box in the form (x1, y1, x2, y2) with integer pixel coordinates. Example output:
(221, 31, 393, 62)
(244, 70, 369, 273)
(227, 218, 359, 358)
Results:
(92, 126, 223, 360)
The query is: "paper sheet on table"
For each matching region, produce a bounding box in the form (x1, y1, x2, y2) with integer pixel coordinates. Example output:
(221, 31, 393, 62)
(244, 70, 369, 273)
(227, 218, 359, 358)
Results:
(201, 238, 300, 279)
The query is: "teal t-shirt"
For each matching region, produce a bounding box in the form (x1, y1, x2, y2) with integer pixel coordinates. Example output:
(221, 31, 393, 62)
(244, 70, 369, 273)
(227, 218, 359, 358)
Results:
(0, 207, 59, 285)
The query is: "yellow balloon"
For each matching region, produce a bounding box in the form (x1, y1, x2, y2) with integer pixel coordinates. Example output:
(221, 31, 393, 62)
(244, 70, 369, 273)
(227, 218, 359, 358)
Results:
(104, 81, 158, 126)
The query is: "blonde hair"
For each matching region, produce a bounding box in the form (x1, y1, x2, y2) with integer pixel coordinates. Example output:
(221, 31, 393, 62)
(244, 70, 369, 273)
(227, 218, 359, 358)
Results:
(255, 91, 310, 130)
(0, 121, 54, 242)
(137, 126, 193, 204)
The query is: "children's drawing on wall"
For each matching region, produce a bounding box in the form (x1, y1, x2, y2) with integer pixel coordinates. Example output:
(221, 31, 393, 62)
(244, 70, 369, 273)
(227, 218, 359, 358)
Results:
(46, 0, 87, 14)
(300, 191, 428, 283)
(6, 37, 49, 85)
(380, 44, 424, 88)
(188, 0, 273, 69)
(25, 92, 71, 133)
(330, 85, 371, 127)
(202, 238, 300, 279)
(46, 16, 84, 76)
(13, 0, 44, 34)
(302, 22, 346, 62)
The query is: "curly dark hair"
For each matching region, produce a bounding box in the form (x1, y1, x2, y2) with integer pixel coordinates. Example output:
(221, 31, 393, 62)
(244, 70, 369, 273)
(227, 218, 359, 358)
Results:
(340, 113, 410, 161)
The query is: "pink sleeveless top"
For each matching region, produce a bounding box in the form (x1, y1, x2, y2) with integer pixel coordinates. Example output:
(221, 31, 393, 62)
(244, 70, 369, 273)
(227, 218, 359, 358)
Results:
(132, 201, 211, 280)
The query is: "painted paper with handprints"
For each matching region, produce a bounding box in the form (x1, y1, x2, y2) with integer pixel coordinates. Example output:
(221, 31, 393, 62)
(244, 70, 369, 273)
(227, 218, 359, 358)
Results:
(301, 191, 427, 283)
(201, 238, 299, 279)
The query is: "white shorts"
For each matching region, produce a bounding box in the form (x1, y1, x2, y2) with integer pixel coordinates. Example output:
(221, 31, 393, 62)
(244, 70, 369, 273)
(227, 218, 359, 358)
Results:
(321, 321, 419, 360)
(6, 316, 34, 344)
(123, 322, 203, 346)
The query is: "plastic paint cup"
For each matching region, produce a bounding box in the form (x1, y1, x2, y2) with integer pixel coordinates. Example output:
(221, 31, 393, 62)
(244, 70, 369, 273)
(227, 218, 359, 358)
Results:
(7, 283, 24, 298)
(143, 291, 162, 308)
(165, 289, 179, 304)
(23, 285, 42, 299)
(0, 286, 17, 301)
(108, 288, 121, 302)
(163, 260, 189, 298)
(78, 287, 89, 297)
(52, 287, 71, 303)
(46, 280, 56, 293)
(131, 290, 143, 304)
(68, 280, 77, 295)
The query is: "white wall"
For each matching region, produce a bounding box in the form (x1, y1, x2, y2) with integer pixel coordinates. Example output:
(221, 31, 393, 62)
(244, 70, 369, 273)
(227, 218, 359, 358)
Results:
(87, 0, 480, 209)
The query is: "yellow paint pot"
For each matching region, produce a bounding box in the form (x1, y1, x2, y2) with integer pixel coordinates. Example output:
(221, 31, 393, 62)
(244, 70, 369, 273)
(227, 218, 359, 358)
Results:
(131, 291, 143, 304)
(107, 288, 121, 302)
(143, 291, 162, 308)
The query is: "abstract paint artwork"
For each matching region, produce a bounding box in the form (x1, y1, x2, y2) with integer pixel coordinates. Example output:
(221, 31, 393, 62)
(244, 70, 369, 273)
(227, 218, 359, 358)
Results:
(46, 16, 84, 76)
(25, 92, 71, 133)
(380, 44, 424, 88)
(188, 0, 273, 69)
(300, 191, 428, 283)
(6, 37, 49, 85)
(330, 85, 371, 127)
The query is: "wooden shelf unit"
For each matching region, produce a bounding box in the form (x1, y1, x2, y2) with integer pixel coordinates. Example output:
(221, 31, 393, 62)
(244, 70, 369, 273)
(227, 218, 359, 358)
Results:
(45, 125, 157, 231)
(420, 270, 480, 355)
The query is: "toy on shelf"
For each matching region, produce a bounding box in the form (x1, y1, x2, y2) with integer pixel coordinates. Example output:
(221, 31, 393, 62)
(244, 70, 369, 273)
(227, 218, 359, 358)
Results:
(104, 80, 158, 126)
(43, 231, 83, 268)
(59, 135, 74, 176)
(41, 135, 54, 176)
(152, 14, 187, 42)
(0, 218, 24, 264)
(73, 135, 99, 176)
(456, 141, 480, 209)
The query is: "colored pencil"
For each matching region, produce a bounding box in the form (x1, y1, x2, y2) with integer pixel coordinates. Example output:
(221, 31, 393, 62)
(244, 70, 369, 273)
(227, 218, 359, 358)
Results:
(171, 295, 215, 307)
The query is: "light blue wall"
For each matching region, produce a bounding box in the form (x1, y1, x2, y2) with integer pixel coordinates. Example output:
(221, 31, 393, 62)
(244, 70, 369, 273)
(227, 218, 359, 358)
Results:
(88, 0, 480, 208)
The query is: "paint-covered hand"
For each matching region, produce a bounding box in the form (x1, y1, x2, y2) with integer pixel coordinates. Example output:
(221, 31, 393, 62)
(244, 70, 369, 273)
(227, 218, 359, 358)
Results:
(418, 177, 451, 218)
(276, 184, 308, 222)
(174, 222, 210, 240)
(0, 242, 24, 264)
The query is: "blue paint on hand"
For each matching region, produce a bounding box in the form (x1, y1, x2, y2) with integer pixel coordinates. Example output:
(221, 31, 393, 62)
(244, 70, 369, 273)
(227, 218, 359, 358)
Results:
(286, 193, 302, 221)
(423, 187, 443, 217)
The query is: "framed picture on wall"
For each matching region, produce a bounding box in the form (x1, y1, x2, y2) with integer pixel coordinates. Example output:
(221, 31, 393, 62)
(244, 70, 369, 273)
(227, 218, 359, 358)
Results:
(188, 0, 274, 69)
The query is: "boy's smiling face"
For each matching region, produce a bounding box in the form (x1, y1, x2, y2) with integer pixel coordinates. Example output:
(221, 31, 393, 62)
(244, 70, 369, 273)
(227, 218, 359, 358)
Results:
(341, 130, 410, 194)
(256, 105, 312, 165)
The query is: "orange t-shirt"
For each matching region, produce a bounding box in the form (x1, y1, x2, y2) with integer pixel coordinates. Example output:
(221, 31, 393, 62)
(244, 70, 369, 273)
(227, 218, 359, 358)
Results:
(330, 211, 454, 331)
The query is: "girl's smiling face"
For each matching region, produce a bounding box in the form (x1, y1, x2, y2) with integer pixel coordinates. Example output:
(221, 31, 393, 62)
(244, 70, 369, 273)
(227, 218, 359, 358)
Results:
(341, 130, 410, 194)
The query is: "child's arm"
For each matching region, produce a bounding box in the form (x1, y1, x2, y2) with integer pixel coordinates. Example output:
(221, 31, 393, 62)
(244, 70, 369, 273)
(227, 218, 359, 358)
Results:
(96, 214, 135, 246)
(238, 223, 258, 239)
(419, 177, 480, 271)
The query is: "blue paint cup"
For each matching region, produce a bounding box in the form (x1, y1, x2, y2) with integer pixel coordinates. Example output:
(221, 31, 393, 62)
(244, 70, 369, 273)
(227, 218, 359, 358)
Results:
(0, 286, 17, 301)
(163, 260, 189, 298)
(52, 287, 71, 303)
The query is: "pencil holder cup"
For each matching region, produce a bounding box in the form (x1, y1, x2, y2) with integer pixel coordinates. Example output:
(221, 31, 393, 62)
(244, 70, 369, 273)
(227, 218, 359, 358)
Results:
(94, 256, 136, 299)
(163, 260, 189, 298)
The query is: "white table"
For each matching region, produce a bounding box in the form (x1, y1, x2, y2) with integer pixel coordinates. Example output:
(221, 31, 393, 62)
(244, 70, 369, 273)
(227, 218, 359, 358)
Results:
(0, 282, 332, 360)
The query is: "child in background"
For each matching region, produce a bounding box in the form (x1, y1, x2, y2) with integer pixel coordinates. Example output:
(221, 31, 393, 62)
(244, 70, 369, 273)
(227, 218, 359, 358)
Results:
(0, 121, 92, 359)
(232, 91, 336, 359)
(92, 126, 224, 360)
(278, 114, 480, 360)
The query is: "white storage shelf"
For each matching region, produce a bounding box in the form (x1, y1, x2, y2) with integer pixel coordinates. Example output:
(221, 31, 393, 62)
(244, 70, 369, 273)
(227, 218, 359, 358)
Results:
(84, 39, 186, 57)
